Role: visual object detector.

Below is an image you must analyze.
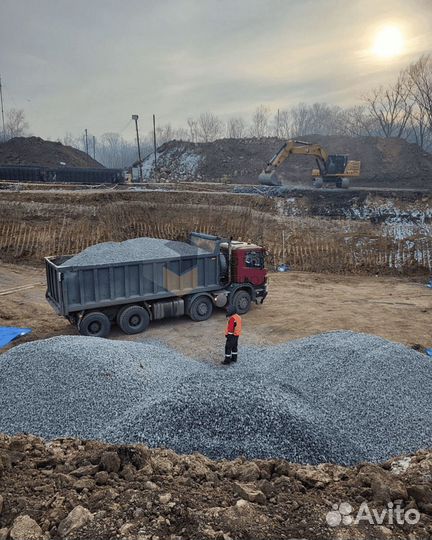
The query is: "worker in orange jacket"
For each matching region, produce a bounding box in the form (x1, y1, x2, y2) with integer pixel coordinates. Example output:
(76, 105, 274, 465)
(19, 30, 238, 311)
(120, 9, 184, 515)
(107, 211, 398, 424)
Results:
(222, 305, 242, 365)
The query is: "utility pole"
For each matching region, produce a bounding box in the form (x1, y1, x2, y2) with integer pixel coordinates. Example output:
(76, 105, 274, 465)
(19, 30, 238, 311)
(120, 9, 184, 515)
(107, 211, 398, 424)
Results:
(282, 230, 285, 262)
(84, 129, 89, 155)
(0, 75, 6, 143)
(152, 114, 157, 174)
(277, 108, 280, 138)
(92, 135, 96, 160)
(132, 114, 143, 182)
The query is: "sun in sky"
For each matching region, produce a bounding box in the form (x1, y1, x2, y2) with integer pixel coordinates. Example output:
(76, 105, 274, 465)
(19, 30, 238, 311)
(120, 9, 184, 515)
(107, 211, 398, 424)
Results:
(372, 25, 405, 59)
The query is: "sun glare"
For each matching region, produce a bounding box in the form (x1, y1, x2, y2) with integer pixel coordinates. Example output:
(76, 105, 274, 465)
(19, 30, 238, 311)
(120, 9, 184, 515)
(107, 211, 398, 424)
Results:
(372, 26, 404, 59)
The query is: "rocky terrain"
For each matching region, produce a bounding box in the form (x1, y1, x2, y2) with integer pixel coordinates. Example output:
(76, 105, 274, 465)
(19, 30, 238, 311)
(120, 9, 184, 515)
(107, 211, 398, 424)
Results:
(0, 137, 103, 168)
(142, 135, 432, 189)
(0, 332, 431, 540)
(0, 434, 431, 540)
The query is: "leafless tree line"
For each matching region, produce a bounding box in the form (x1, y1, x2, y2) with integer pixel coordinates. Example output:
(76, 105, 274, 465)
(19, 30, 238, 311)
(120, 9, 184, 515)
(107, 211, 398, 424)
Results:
(143, 54, 432, 155)
(1, 108, 29, 140)
(3, 54, 432, 167)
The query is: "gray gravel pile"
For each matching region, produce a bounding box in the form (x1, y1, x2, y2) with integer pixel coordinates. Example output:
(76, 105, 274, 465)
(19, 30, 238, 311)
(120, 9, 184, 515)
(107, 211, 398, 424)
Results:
(0, 331, 430, 465)
(61, 237, 210, 267)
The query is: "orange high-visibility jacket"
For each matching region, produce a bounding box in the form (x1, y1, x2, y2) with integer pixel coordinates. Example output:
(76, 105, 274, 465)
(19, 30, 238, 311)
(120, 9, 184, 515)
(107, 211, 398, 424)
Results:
(225, 314, 242, 337)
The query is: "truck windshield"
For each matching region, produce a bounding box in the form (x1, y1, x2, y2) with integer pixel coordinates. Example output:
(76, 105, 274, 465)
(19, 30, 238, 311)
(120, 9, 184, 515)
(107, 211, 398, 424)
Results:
(245, 251, 264, 269)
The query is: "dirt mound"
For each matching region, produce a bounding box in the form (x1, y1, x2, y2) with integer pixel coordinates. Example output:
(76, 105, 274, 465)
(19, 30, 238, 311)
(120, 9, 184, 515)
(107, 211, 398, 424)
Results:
(0, 137, 103, 168)
(0, 434, 430, 540)
(144, 136, 432, 189)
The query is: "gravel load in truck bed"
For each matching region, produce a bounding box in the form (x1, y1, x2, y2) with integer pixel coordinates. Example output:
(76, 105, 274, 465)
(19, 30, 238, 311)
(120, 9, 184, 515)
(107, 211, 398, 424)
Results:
(60, 237, 211, 267)
(0, 331, 431, 465)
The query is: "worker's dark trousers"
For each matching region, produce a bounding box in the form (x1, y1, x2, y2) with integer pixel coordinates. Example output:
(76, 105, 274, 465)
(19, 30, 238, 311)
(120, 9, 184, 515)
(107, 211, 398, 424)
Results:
(225, 335, 239, 362)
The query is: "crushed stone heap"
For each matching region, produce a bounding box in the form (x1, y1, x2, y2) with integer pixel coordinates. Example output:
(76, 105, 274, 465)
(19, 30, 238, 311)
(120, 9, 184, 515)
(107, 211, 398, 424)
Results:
(0, 331, 430, 465)
(61, 237, 210, 267)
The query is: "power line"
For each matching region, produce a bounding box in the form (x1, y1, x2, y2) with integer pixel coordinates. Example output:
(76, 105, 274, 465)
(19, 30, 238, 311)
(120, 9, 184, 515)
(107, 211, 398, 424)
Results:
(118, 119, 133, 135)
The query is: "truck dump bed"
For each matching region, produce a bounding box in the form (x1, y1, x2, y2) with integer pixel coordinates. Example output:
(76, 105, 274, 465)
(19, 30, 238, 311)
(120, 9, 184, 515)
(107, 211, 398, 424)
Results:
(45, 233, 222, 316)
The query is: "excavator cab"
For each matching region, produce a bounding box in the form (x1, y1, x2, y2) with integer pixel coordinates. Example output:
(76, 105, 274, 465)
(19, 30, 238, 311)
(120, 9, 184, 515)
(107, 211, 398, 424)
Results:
(325, 155, 348, 175)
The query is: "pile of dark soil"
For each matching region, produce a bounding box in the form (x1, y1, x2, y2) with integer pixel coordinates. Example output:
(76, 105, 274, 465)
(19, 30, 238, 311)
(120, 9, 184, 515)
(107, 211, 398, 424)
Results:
(0, 434, 431, 540)
(0, 137, 103, 168)
(145, 135, 432, 189)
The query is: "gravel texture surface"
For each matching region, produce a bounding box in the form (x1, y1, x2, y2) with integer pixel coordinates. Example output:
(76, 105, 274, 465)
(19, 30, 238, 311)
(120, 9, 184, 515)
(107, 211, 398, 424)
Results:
(61, 237, 210, 267)
(0, 331, 430, 465)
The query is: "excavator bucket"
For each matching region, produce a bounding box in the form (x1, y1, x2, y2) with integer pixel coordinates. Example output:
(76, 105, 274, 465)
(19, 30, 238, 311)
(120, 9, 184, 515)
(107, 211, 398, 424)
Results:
(258, 170, 280, 186)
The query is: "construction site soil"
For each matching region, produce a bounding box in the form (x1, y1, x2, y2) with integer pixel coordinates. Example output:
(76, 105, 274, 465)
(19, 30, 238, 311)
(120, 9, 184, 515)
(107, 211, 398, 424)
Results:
(0, 187, 430, 275)
(1, 264, 430, 359)
(1, 265, 432, 539)
(1, 434, 432, 540)
(1, 182, 431, 539)
(143, 135, 432, 190)
(0, 137, 103, 168)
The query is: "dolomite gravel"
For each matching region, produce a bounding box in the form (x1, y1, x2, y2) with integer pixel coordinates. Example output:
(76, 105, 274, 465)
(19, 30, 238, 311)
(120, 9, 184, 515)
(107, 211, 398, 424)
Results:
(61, 237, 210, 267)
(0, 331, 430, 465)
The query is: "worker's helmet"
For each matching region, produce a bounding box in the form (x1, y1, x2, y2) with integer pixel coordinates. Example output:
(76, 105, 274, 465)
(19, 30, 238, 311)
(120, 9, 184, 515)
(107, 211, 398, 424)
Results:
(226, 305, 237, 317)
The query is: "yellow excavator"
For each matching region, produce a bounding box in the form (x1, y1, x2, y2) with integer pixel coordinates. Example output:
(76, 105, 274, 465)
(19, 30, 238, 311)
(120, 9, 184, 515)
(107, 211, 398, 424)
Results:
(258, 139, 361, 188)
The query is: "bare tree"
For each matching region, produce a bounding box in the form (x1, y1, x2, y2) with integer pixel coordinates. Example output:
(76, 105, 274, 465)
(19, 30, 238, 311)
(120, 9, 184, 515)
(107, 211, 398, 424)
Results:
(276, 110, 292, 138)
(187, 117, 199, 142)
(406, 103, 432, 149)
(175, 127, 188, 141)
(197, 112, 222, 142)
(97, 132, 139, 168)
(288, 103, 312, 136)
(63, 132, 81, 148)
(226, 116, 247, 138)
(362, 75, 413, 138)
(152, 123, 175, 146)
(250, 105, 270, 137)
(341, 106, 380, 137)
(407, 55, 432, 131)
(310, 103, 344, 135)
(5, 108, 29, 139)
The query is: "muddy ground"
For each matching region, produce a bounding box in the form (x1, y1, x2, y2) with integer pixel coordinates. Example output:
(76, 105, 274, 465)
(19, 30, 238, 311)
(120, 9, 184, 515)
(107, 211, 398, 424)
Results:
(0, 264, 431, 359)
(1, 434, 432, 540)
(1, 264, 432, 539)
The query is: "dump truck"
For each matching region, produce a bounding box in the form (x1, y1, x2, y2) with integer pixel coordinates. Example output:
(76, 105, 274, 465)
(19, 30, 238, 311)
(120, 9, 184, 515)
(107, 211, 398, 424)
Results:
(45, 232, 268, 338)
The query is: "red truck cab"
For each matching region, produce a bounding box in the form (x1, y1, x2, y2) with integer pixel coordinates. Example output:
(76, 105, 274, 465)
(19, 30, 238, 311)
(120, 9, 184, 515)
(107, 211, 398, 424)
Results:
(229, 242, 267, 286)
(219, 241, 268, 310)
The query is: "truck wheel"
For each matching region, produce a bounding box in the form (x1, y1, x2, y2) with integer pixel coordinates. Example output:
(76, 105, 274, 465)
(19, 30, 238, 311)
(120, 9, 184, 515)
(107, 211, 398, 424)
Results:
(232, 290, 252, 314)
(79, 312, 111, 338)
(188, 296, 213, 321)
(313, 178, 323, 189)
(118, 305, 150, 334)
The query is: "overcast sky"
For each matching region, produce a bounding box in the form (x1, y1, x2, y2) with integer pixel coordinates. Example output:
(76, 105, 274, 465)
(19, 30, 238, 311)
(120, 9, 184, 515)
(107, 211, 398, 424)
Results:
(1, 0, 432, 141)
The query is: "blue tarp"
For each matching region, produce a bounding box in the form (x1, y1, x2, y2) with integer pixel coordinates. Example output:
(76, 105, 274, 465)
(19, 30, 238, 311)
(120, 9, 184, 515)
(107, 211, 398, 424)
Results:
(0, 327, 32, 349)
(426, 349, 432, 358)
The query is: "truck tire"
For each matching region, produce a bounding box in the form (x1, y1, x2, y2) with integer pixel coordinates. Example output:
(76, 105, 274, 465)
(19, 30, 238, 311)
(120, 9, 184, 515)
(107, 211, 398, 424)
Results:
(313, 178, 323, 189)
(232, 290, 252, 314)
(117, 305, 150, 335)
(188, 295, 213, 321)
(78, 312, 111, 338)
